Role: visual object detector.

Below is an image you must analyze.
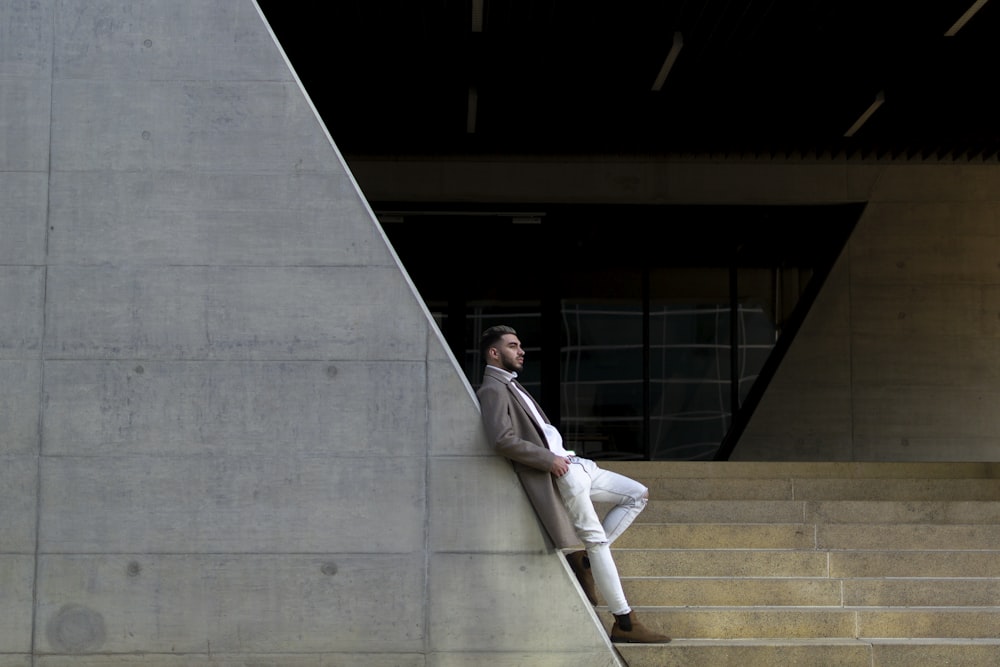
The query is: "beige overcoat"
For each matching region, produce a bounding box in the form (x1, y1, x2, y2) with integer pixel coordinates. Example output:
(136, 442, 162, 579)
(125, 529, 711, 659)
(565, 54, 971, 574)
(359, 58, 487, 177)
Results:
(477, 365, 581, 549)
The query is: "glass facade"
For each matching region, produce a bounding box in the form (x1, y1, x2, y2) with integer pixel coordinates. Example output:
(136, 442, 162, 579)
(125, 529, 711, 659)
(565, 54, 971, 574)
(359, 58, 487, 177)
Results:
(386, 202, 861, 460)
(457, 297, 776, 461)
(647, 303, 774, 459)
(560, 303, 644, 459)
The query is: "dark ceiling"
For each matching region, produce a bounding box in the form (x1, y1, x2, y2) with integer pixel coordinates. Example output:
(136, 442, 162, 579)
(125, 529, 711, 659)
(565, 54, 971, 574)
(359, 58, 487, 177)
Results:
(258, 0, 1000, 161)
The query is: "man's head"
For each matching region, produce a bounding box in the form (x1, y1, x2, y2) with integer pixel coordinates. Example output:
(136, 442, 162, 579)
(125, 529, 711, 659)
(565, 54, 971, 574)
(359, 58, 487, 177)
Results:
(480, 324, 524, 373)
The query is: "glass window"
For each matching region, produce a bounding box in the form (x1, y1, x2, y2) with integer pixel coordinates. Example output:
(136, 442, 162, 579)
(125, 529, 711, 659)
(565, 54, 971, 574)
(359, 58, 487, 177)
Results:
(464, 305, 543, 393)
(559, 302, 645, 460)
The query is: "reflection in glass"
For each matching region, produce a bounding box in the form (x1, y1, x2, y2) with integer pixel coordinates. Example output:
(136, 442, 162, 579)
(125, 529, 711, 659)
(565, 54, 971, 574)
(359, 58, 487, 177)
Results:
(560, 304, 644, 460)
(649, 304, 774, 460)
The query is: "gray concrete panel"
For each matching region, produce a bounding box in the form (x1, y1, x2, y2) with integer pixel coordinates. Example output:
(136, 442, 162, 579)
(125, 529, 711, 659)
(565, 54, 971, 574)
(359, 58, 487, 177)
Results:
(850, 230, 1000, 285)
(0, 657, 30, 667)
(742, 384, 852, 441)
(845, 163, 884, 200)
(0, 0, 52, 78)
(51, 80, 334, 173)
(0, 76, 50, 172)
(425, 330, 453, 362)
(428, 360, 488, 456)
(37, 657, 422, 667)
(852, 436, 1000, 461)
(43, 266, 427, 361)
(959, 201, 1000, 234)
(870, 164, 1000, 202)
(36, 657, 422, 667)
(0, 456, 37, 552)
(854, 201, 963, 238)
(53, 0, 290, 82)
(43, 361, 427, 457)
(0, 267, 44, 359)
(664, 162, 856, 204)
(48, 171, 392, 267)
(35, 554, 424, 654)
(39, 455, 425, 553)
(0, 172, 48, 265)
(431, 654, 618, 667)
(979, 284, 1000, 337)
(428, 553, 605, 652)
(0, 557, 33, 653)
(0, 361, 40, 454)
(732, 434, 854, 461)
(852, 332, 1000, 389)
(853, 386, 1000, 440)
(765, 331, 851, 387)
(428, 457, 549, 553)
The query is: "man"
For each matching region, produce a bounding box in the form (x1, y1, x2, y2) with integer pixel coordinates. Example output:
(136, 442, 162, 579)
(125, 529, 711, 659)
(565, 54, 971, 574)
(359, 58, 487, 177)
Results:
(476, 324, 670, 644)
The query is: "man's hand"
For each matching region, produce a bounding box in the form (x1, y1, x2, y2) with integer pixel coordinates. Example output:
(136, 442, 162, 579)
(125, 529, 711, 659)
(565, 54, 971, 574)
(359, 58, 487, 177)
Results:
(549, 456, 570, 477)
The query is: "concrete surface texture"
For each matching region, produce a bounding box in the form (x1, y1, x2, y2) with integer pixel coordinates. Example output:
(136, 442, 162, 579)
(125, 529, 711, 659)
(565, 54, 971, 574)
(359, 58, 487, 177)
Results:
(737, 164, 1000, 460)
(1, 1, 612, 664)
(6, 0, 1000, 663)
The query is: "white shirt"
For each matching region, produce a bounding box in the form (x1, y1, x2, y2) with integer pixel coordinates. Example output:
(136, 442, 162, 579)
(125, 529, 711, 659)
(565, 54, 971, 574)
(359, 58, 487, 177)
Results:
(489, 366, 575, 457)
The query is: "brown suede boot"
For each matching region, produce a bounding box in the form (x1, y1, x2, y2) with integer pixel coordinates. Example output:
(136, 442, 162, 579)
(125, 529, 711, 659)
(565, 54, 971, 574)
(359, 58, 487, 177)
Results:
(565, 550, 599, 605)
(611, 611, 671, 643)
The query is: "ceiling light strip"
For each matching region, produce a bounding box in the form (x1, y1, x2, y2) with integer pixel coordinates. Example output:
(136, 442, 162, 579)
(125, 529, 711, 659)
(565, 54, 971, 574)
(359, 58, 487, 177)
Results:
(844, 91, 885, 137)
(652, 32, 684, 91)
(471, 0, 484, 32)
(466, 87, 478, 133)
(945, 0, 989, 36)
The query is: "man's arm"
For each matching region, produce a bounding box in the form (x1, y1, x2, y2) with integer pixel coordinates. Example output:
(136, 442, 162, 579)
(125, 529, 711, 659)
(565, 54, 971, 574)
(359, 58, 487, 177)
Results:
(478, 384, 564, 474)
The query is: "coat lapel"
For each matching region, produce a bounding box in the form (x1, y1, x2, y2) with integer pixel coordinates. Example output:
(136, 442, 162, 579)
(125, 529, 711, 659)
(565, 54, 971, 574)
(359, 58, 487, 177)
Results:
(484, 366, 548, 428)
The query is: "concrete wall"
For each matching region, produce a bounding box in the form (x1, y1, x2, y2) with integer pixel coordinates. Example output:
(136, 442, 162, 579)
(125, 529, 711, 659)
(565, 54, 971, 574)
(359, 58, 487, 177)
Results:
(1, 1, 614, 664)
(738, 164, 1000, 461)
(6, 1, 999, 663)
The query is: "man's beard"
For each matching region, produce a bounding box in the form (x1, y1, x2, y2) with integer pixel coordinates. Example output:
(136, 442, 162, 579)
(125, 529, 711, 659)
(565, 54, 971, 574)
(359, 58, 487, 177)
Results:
(501, 356, 522, 373)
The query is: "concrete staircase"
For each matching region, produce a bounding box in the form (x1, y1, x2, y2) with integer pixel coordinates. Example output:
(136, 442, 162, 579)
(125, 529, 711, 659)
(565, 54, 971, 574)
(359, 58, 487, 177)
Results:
(597, 461, 1000, 667)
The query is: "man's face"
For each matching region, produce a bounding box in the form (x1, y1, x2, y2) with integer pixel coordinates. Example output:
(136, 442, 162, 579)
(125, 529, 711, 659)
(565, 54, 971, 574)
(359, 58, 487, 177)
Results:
(490, 333, 524, 373)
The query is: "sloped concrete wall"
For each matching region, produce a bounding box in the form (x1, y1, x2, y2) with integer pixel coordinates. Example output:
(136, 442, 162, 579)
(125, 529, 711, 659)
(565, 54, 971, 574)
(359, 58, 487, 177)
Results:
(739, 164, 1000, 461)
(0, 1, 613, 664)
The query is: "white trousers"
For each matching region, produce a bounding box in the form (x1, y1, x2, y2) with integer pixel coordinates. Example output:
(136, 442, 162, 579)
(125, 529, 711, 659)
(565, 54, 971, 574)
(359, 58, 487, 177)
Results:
(556, 456, 648, 615)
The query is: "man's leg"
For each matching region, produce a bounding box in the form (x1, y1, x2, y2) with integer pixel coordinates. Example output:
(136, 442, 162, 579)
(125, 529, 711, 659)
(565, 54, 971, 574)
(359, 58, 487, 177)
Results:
(582, 459, 649, 544)
(556, 463, 630, 615)
(565, 549, 598, 605)
(561, 459, 670, 644)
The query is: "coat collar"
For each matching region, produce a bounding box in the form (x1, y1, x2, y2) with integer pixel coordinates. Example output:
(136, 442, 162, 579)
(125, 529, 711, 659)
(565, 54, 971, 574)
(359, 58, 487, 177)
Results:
(483, 364, 514, 385)
(484, 365, 548, 426)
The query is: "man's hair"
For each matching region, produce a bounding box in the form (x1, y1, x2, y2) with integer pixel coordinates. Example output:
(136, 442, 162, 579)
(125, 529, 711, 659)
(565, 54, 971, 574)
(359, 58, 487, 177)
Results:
(480, 324, 517, 359)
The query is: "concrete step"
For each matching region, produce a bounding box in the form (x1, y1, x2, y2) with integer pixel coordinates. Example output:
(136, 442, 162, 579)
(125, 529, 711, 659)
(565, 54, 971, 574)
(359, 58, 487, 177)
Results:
(590, 461, 1000, 666)
(603, 461, 1000, 481)
(615, 639, 1000, 667)
(614, 549, 1000, 578)
(609, 607, 1000, 640)
(615, 522, 1000, 550)
(617, 576, 1000, 608)
(600, 461, 1000, 501)
(614, 549, 830, 578)
(640, 477, 1000, 501)
(639, 499, 1000, 524)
